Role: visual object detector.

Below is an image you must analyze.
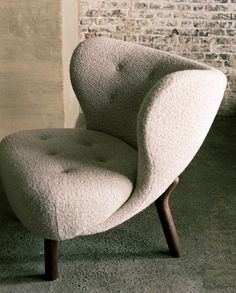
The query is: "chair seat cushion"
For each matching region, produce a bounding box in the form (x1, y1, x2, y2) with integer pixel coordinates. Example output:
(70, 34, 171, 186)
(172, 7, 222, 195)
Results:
(0, 128, 137, 240)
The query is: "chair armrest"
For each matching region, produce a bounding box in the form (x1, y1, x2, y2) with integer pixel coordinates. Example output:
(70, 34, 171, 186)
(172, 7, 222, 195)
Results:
(135, 68, 227, 209)
(85, 68, 227, 234)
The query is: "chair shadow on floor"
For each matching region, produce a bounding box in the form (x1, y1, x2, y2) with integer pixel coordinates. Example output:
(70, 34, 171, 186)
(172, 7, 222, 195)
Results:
(0, 248, 173, 285)
(0, 203, 177, 285)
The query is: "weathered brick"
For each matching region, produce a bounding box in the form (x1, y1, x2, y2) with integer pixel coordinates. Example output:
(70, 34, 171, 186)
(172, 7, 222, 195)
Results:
(171, 0, 188, 2)
(149, 3, 161, 10)
(80, 18, 93, 25)
(177, 4, 192, 10)
(205, 53, 219, 59)
(134, 2, 148, 9)
(155, 19, 179, 26)
(219, 21, 230, 28)
(205, 4, 230, 11)
(180, 28, 200, 36)
(215, 0, 228, 3)
(183, 52, 205, 59)
(161, 4, 176, 10)
(199, 30, 209, 36)
(179, 35, 199, 44)
(85, 10, 99, 17)
(216, 37, 235, 45)
(95, 18, 108, 25)
(180, 12, 208, 19)
(188, 0, 206, 3)
(181, 20, 193, 27)
(149, 3, 175, 10)
(78, 0, 236, 115)
(228, 55, 236, 67)
(193, 20, 207, 28)
(216, 45, 236, 53)
(193, 5, 204, 10)
(219, 53, 230, 60)
(155, 12, 173, 18)
(212, 13, 236, 20)
(209, 28, 225, 36)
(226, 29, 236, 36)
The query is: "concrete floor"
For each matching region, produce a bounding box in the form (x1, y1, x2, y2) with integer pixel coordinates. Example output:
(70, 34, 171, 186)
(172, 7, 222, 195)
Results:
(0, 117, 235, 292)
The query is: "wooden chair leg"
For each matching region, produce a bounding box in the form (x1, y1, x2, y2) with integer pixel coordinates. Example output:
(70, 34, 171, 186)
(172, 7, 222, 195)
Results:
(44, 239, 59, 281)
(155, 177, 181, 257)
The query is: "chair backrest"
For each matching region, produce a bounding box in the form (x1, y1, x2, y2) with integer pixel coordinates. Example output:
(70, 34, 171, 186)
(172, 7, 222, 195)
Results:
(70, 37, 209, 148)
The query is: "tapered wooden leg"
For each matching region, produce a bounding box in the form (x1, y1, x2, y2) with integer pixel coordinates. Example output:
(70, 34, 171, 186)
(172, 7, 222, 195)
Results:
(44, 239, 59, 281)
(155, 177, 181, 257)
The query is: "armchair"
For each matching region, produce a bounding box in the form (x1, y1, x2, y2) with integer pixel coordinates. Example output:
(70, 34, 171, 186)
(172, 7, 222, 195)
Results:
(0, 37, 227, 280)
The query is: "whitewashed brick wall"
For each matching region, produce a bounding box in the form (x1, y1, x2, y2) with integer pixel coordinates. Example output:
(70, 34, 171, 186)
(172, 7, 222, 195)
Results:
(78, 0, 236, 115)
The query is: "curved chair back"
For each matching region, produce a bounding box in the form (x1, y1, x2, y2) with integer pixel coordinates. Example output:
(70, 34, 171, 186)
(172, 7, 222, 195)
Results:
(70, 37, 209, 148)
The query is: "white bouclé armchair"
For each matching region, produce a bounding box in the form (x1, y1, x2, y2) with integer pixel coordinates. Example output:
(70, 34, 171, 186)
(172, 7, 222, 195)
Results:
(0, 37, 227, 280)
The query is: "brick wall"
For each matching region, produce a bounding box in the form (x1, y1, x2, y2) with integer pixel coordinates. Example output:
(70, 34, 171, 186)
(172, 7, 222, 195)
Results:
(78, 0, 236, 115)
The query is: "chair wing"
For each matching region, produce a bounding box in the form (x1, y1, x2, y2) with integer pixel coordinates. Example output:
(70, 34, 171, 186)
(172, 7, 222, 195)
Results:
(70, 37, 209, 148)
(85, 68, 227, 234)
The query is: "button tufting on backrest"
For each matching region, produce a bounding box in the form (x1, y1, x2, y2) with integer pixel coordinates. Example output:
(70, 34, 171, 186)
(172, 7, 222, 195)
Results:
(63, 168, 75, 174)
(116, 63, 124, 71)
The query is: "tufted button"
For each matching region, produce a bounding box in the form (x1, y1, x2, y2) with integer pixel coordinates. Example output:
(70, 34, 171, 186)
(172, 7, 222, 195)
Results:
(149, 70, 156, 80)
(116, 63, 124, 71)
(97, 157, 107, 163)
(109, 94, 115, 104)
(63, 168, 75, 174)
(82, 142, 92, 147)
(48, 151, 57, 156)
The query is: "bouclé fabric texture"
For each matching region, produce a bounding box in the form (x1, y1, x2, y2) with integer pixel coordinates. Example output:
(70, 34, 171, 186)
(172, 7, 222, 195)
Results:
(0, 37, 227, 240)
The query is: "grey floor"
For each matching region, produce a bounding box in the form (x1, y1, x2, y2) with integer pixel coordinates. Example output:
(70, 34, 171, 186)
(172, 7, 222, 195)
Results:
(0, 117, 235, 293)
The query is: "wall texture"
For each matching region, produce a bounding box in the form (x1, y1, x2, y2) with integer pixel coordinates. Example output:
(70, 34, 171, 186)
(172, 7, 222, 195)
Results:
(0, 0, 63, 139)
(0, 0, 79, 139)
(79, 0, 236, 115)
(62, 0, 80, 128)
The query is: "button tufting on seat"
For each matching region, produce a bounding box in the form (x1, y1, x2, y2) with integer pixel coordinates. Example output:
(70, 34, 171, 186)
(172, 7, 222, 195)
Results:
(109, 94, 115, 104)
(116, 63, 124, 71)
(40, 135, 48, 140)
(48, 151, 57, 156)
(63, 168, 76, 174)
(97, 157, 107, 163)
(0, 127, 138, 240)
(82, 142, 92, 147)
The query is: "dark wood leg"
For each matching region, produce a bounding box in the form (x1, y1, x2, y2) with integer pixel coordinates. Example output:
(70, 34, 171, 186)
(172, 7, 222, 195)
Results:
(44, 239, 59, 281)
(155, 177, 181, 257)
